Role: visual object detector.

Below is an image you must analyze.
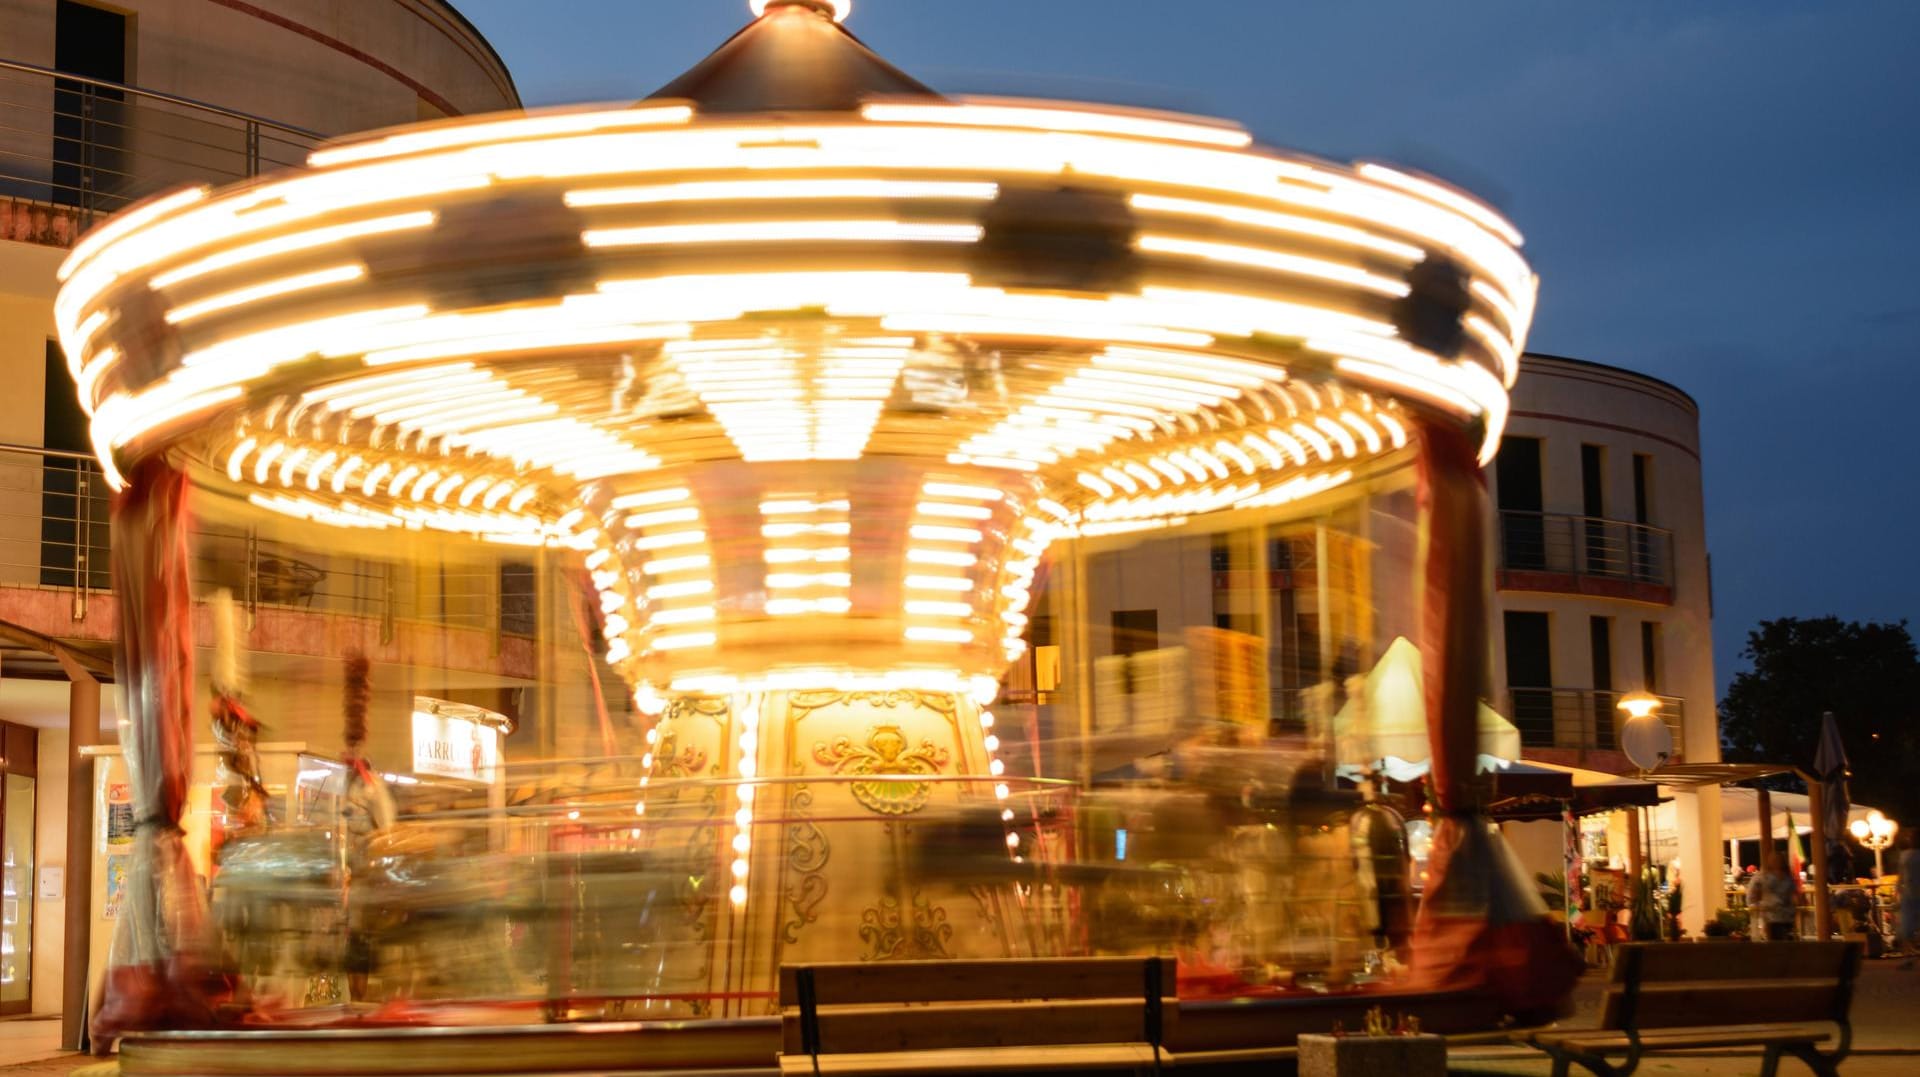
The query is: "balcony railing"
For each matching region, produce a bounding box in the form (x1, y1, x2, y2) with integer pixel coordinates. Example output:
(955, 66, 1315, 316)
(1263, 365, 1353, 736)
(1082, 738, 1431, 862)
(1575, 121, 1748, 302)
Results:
(1497, 510, 1674, 602)
(0, 56, 320, 233)
(1507, 686, 1686, 759)
(0, 443, 533, 640)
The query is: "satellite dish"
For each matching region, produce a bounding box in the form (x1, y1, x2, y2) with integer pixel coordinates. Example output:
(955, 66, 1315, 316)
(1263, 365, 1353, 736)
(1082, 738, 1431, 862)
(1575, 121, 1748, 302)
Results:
(1621, 716, 1674, 771)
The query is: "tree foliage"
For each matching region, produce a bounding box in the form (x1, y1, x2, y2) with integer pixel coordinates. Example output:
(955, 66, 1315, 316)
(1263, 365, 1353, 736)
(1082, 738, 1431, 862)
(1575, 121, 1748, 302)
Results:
(1720, 617, 1920, 822)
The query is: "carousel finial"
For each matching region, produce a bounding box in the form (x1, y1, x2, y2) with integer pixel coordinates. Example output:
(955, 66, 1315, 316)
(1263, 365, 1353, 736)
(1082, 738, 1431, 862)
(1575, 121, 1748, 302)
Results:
(750, 0, 849, 23)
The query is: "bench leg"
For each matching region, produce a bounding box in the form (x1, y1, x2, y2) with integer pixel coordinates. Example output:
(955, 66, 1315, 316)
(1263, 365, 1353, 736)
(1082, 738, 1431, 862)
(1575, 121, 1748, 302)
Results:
(1760, 1045, 1781, 1077)
(1542, 1045, 1626, 1077)
(1775, 1044, 1842, 1077)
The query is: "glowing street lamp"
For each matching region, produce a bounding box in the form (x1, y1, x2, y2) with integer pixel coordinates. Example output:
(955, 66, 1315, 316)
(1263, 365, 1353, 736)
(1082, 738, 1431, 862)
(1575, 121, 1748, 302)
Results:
(1616, 691, 1673, 772)
(1850, 810, 1898, 880)
(1616, 691, 1661, 721)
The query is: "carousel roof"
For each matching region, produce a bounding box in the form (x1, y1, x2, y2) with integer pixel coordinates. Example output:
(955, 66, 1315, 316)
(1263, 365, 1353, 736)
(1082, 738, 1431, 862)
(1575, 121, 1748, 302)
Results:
(54, 1, 1535, 702)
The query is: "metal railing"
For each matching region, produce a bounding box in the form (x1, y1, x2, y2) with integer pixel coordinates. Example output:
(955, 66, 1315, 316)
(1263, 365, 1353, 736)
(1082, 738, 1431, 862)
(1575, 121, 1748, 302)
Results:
(1507, 686, 1686, 758)
(0, 443, 533, 638)
(0, 56, 321, 230)
(1498, 510, 1673, 589)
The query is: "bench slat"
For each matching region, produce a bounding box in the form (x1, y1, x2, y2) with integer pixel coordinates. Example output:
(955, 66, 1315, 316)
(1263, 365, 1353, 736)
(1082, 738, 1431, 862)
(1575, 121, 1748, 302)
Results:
(778, 957, 1174, 1007)
(777, 1043, 1160, 1076)
(786, 999, 1173, 1056)
(1618, 940, 1855, 983)
(1531, 1022, 1832, 1052)
(1601, 979, 1842, 1029)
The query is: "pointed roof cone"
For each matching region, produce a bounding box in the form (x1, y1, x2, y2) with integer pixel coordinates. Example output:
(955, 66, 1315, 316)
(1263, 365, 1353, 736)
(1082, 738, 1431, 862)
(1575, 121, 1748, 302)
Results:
(647, 0, 939, 112)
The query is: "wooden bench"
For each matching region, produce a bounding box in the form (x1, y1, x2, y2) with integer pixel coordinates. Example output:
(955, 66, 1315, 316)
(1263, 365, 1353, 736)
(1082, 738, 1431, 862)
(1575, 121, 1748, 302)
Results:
(1516, 940, 1861, 1077)
(779, 956, 1174, 1075)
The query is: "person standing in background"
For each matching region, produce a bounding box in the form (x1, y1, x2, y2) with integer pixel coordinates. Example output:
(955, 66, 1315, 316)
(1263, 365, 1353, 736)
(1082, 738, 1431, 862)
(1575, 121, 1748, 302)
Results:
(1897, 831, 1920, 968)
(1747, 853, 1798, 942)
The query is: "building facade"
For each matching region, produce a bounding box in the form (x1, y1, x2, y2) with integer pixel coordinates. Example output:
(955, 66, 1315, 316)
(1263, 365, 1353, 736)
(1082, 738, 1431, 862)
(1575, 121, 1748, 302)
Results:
(0, 0, 520, 1036)
(1490, 352, 1723, 931)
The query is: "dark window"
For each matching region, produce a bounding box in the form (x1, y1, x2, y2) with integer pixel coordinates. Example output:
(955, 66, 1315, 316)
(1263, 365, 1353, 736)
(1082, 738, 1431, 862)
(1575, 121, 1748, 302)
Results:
(1630, 454, 1657, 582)
(498, 562, 536, 637)
(1640, 622, 1661, 694)
(1581, 444, 1611, 576)
(1495, 436, 1545, 570)
(1110, 608, 1158, 658)
(1590, 617, 1614, 749)
(40, 341, 109, 589)
(1632, 454, 1652, 525)
(52, 1, 129, 209)
(1504, 611, 1553, 747)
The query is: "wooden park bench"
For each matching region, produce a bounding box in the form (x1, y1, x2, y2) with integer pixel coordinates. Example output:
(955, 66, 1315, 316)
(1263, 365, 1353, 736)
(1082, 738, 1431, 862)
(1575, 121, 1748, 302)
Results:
(779, 956, 1173, 1075)
(1516, 940, 1861, 1077)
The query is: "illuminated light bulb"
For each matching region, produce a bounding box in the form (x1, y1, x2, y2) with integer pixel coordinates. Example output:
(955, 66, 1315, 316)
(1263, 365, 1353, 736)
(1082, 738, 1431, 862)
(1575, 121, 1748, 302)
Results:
(922, 483, 1004, 502)
(729, 884, 748, 906)
(634, 802, 646, 816)
(1002, 809, 1016, 822)
(734, 807, 753, 829)
(1138, 235, 1409, 298)
(225, 437, 258, 482)
(1376, 412, 1409, 448)
(308, 104, 694, 168)
(906, 549, 976, 568)
(610, 487, 691, 510)
(908, 525, 982, 544)
(904, 575, 972, 593)
(1076, 472, 1115, 497)
(994, 783, 1011, 800)
(650, 606, 715, 625)
(604, 614, 631, 637)
(58, 184, 208, 283)
(163, 264, 365, 325)
(738, 757, 757, 778)
(627, 506, 702, 529)
(644, 728, 659, 745)
(971, 677, 1000, 705)
(1339, 411, 1385, 454)
(1005, 832, 1020, 848)
(567, 177, 991, 206)
(733, 833, 751, 854)
(861, 100, 1251, 149)
(1356, 161, 1524, 246)
(1313, 416, 1359, 458)
(905, 600, 974, 618)
(633, 684, 666, 715)
(907, 626, 974, 644)
(984, 735, 1000, 752)
(635, 529, 706, 551)
(1128, 193, 1423, 261)
(406, 470, 441, 502)
(651, 630, 717, 650)
(585, 220, 981, 248)
(989, 759, 1006, 776)
(916, 502, 993, 521)
(431, 473, 463, 502)
(585, 549, 612, 571)
(250, 441, 287, 485)
(483, 484, 517, 510)
(643, 554, 712, 575)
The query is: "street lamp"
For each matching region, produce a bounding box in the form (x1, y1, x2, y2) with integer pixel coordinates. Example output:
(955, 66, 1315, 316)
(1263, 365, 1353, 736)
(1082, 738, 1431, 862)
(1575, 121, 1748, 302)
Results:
(1850, 810, 1898, 880)
(1617, 691, 1673, 772)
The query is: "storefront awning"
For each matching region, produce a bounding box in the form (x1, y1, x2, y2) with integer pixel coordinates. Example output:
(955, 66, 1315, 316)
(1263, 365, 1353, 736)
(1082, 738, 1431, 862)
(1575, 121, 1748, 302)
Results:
(1488, 760, 1663, 821)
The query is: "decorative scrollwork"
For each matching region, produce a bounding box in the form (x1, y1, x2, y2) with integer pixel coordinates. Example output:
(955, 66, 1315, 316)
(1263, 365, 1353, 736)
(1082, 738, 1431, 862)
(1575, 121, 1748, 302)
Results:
(788, 689, 956, 720)
(858, 892, 954, 961)
(664, 695, 730, 725)
(648, 725, 709, 779)
(782, 787, 831, 944)
(813, 724, 950, 814)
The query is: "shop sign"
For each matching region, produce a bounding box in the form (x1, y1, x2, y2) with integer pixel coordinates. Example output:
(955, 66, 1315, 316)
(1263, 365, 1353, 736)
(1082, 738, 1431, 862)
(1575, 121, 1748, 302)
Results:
(411, 707, 500, 782)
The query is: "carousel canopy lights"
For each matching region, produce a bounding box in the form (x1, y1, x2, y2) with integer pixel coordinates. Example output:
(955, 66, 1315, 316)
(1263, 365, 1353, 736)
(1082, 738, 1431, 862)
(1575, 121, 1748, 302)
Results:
(56, 0, 1533, 701)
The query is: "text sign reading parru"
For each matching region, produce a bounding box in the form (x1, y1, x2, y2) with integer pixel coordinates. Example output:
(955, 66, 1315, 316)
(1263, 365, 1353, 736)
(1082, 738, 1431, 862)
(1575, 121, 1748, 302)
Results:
(411, 709, 500, 782)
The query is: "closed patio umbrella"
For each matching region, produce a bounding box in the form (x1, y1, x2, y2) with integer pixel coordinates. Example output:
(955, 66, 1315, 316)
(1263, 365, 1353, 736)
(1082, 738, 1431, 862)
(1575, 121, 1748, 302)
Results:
(1813, 711, 1852, 881)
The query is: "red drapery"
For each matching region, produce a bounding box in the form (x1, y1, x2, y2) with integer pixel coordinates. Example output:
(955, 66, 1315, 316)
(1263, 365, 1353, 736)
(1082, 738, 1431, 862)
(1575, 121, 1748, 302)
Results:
(1409, 420, 1579, 1021)
(91, 458, 223, 1047)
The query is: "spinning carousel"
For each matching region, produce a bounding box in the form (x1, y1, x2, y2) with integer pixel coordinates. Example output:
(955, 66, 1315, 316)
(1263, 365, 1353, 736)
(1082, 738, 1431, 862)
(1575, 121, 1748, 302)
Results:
(57, 0, 1570, 1070)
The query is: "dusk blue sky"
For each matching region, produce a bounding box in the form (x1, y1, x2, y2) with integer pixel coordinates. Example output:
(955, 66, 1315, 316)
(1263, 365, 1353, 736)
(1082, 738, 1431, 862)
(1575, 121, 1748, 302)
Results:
(458, 0, 1920, 698)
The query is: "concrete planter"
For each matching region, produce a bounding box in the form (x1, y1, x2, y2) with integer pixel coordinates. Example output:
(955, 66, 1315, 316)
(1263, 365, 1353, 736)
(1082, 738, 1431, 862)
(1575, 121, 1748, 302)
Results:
(1298, 1033, 1445, 1077)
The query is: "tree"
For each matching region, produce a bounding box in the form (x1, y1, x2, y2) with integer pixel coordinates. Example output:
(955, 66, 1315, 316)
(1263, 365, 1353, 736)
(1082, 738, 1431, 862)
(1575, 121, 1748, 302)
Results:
(1720, 617, 1920, 824)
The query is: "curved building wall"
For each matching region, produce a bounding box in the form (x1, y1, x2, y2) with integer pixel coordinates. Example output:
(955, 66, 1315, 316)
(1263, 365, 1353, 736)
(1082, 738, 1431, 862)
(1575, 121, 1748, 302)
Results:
(0, 0, 519, 1022)
(1489, 352, 1721, 933)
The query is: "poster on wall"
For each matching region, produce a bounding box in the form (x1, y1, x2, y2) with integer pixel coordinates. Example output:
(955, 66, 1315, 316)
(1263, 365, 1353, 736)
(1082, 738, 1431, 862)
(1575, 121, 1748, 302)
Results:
(102, 855, 129, 920)
(104, 781, 134, 850)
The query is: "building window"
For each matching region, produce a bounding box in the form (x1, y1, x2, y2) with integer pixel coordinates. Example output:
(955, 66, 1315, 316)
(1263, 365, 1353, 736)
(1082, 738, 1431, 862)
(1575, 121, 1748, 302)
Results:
(1640, 621, 1662, 694)
(1504, 611, 1553, 747)
(1580, 444, 1610, 576)
(1110, 609, 1158, 658)
(1496, 436, 1544, 570)
(499, 562, 536, 637)
(53, 0, 131, 208)
(1590, 616, 1614, 750)
(1632, 454, 1653, 525)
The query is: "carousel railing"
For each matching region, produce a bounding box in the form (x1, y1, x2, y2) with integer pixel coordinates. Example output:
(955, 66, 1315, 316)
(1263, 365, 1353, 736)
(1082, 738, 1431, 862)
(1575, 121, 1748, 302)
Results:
(202, 768, 1390, 1023)
(0, 442, 535, 637)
